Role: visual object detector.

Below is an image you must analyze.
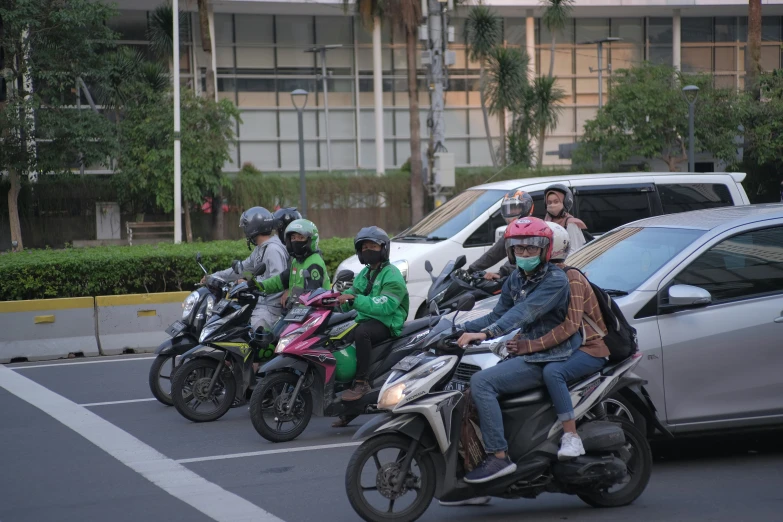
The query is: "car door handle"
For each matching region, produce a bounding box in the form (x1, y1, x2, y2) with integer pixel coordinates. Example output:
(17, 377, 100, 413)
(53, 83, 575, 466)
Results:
(775, 316, 783, 324)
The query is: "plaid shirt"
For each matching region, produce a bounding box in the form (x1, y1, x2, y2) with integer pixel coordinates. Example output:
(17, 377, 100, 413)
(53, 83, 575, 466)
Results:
(515, 264, 610, 359)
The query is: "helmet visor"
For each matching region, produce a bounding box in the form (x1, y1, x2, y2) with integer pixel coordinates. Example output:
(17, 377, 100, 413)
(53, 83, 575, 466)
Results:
(501, 199, 532, 219)
(506, 236, 549, 250)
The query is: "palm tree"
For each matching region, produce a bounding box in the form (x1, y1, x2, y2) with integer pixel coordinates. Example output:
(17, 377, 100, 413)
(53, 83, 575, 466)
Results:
(541, 0, 573, 78)
(486, 47, 530, 166)
(147, 2, 187, 75)
(96, 47, 169, 124)
(747, 0, 762, 99)
(466, 5, 503, 167)
(198, 0, 216, 101)
(531, 75, 567, 166)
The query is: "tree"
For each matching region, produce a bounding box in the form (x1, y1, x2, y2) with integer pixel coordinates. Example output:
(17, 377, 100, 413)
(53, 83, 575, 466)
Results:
(147, 2, 188, 75)
(531, 76, 567, 166)
(0, 0, 119, 251)
(574, 63, 742, 172)
(466, 5, 502, 167)
(541, 0, 573, 79)
(486, 46, 530, 166)
(747, 0, 762, 98)
(115, 88, 240, 242)
(197, 0, 216, 101)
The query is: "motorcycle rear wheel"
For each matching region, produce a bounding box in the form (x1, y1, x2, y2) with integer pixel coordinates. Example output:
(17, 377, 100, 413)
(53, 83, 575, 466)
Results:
(171, 358, 236, 422)
(249, 372, 313, 443)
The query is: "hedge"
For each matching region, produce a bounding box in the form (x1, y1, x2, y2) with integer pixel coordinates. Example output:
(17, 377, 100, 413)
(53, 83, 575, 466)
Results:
(0, 238, 355, 301)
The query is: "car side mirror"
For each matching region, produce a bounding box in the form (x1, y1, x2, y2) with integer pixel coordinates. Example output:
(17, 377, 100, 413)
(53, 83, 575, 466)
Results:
(661, 284, 712, 311)
(495, 225, 507, 243)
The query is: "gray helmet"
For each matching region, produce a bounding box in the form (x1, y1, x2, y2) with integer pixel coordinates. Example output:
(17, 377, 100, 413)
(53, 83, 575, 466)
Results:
(545, 184, 574, 214)
(354, 226, 391, 264)
(239, 207, 275, 242)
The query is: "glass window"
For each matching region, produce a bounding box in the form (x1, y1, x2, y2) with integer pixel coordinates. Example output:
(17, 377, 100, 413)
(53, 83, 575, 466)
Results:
(108, 10, 148, 41)
(575, 186, 654, 235)
(505, 18, 527, 47)
(658, 184, 733, 215)
(649, 45, 673, 65)
(235, 15, 273, 45)
(575, 18, 609, 44)
(682, 17, 713, 43)
(672, 226, 783, 302)
(648, 18, 672, 45)
(239, 110, 278, 139)
(399, 189, 508, 240)
(277, 48, 316, 71)
(682, 47, 713, 73)
(276, 15, 314, 46)
(540, 20, 574, 45)
(464, 210, 506, 247)
(451, 17, 467, 45)
(715, 17, 738, 42)
(214, 14, 233, 44)
(237, 78, 277, 107)
(568, 227, 705, 294)
(316, 16, 353, 45)
(236, 48, 275, 72)
(763, 16, 782, 42)
(761, 46, 781, 71)
(611, 18, 644, 45)
(714, 47, 736, 73)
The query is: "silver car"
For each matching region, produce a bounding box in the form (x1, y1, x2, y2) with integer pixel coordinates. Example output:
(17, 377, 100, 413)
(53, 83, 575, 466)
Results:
(455, 204, 783, 437)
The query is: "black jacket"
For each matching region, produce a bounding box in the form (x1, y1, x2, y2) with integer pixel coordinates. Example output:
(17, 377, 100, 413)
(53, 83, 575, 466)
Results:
(468, 236, 515, 277)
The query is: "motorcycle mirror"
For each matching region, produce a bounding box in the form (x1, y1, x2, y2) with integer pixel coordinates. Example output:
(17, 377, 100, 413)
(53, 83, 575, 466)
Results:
(253, 262, 267, 277)
(451, 294, 476, 331)
(196, 252, 209, 275)
(336, 269, 354, 283)
(454, 255, 467, 270)
(232, 260, 244, 275)
(424, 260, 433, 274)
(196, 252, 202, 263)
(302, 269, 311, 280)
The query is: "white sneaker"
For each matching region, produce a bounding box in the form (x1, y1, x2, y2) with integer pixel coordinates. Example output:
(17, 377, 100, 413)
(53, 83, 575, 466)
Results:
(439, 496, 492, 506)
(558, 432, 585, 460)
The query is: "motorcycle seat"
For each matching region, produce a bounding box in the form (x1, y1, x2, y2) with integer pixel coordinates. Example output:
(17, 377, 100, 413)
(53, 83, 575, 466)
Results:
(327, 309, 357, 326)
(400, 317, 432, 337)
(500, 388, 547, 407)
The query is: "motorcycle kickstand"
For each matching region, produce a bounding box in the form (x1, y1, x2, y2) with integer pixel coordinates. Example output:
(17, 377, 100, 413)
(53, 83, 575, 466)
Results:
(284, 373, 306, 415)
(393, 438, 420, 495)
(206, 352, 229, 395)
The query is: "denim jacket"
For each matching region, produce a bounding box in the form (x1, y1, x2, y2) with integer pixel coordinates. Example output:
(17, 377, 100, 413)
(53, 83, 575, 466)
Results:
(464, 263, 582, 363)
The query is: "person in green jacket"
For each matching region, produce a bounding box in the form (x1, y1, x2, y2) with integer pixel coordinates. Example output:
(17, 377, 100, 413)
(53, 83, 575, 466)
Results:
(337, 226, 409, 403)
(257, 219, 331, 310)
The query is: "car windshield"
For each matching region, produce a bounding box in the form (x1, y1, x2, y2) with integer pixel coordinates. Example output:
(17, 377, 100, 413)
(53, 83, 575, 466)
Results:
(396, 189, 507, 241)
(567, 227, 705, 294)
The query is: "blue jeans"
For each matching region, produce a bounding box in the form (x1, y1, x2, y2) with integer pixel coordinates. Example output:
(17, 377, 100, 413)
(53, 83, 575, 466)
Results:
(543, 350, 606, 422)
(469, 357, 544, 453)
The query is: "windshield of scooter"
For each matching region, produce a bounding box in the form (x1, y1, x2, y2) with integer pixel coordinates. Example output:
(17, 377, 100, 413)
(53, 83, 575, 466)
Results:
(420, 316, 457, 349)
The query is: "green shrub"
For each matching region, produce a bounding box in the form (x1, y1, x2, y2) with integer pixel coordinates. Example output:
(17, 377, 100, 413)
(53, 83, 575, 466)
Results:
(0, 238, 355, 301)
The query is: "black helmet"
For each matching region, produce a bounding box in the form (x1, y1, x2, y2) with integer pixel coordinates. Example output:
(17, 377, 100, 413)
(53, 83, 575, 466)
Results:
(500, 189, 534, 219)
(239, 207, 275, 246)
(545, 184, 574, 214)
(354, 226, 391, 265)
(273, 207, 302, 242)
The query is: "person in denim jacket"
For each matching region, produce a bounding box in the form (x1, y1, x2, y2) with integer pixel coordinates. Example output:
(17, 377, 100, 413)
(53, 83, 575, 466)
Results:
(455, 217, 580, 485)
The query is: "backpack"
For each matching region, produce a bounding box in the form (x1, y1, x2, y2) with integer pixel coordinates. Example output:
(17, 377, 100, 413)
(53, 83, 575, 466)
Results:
(564, 267, 638, 362)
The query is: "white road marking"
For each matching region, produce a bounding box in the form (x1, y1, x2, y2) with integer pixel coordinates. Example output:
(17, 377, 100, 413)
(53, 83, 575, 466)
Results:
(80, 398, 158, 407)
(0, 364, 284, 522)
(10, 356, 156, 369)
(176, 442, 362, 464)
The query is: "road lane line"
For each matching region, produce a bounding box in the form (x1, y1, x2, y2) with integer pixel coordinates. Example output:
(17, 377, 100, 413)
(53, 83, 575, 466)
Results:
(176, 442, 362, 464)
(80, 398, 158, 407)
(11, 356, 156, 369)
(0, 364, 284, 522)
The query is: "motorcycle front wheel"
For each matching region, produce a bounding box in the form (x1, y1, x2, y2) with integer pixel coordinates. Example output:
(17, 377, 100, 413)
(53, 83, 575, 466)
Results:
(171, 358, 236, 422)
(345, 434, 436, 522)
(249, 372, 313, 443)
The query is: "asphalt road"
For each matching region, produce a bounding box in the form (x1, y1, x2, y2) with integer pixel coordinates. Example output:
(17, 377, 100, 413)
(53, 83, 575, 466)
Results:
(1, 354, 782, 522)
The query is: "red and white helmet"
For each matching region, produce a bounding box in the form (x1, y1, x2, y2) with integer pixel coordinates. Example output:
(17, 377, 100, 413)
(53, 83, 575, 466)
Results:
(504, 217, 554, 264)
(546, 222, 570, 262)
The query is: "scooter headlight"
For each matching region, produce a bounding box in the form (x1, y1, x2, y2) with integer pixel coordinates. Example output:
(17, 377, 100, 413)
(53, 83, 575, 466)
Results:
(204, 294, 216, 318)
(199, 323, 220, 343)
(182, 291, 200, 320)
(377, 359, 450, 410)
(432, 287, 448, 304)
(274, 316, 321, 353)
(378, 383, 407, 410)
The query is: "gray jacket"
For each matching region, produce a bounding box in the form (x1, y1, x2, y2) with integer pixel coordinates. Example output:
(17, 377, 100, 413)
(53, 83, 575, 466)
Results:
(212, 236, 289, 311)
(468, 236, 515, 277)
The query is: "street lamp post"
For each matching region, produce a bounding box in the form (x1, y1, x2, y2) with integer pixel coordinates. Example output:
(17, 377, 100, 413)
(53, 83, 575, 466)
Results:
(292, 89, 309, 218)
(579, 37, 621, 169)
(682, 85, 699, 173)
(305, 44, 342, 172)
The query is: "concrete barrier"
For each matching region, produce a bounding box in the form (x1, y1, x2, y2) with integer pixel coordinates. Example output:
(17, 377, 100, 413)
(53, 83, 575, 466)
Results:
(0, 298, 100, 363)
(95, 292, 190, 355)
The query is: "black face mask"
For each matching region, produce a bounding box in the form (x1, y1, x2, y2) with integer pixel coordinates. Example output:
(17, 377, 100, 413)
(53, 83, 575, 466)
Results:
(361, 250, 383, 266)
(291, 241, 308, 257)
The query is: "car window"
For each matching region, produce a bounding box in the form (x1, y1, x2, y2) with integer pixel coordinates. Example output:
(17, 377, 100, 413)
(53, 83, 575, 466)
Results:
(568, 227, 705, 294)
(671, 226, 783, 303)
(464, 209, 506, 247)
(397, 189, 507, 241)
(574, 186, 655, 235)
(658, 183, 733, 215)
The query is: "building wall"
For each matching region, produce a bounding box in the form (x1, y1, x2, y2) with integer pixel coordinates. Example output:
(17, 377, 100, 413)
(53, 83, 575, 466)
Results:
(105, 9, 783, 172)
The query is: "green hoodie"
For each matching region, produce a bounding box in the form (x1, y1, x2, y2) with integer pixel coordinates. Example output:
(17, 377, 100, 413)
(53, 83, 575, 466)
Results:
(259, 252, 331, 296)
(341, 262, 409, 337)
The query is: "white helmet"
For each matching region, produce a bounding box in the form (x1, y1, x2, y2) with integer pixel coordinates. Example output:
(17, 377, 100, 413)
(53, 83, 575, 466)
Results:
(546, 221, 570, 262)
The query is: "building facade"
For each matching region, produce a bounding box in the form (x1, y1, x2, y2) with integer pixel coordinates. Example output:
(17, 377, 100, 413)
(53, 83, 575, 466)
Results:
(111, 0, 783, 173)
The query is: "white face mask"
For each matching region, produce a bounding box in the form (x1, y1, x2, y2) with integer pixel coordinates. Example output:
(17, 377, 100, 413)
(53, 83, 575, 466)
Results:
(547, 202, 564, 216)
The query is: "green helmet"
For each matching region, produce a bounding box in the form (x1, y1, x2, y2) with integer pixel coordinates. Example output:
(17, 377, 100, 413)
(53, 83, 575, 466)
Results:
(284, 218, 320, 258)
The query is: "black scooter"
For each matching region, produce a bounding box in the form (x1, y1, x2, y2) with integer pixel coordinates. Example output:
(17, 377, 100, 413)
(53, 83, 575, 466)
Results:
(423, 254, 504, 314)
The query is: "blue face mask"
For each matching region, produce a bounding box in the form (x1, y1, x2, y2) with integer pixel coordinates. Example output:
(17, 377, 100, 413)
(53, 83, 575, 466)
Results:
(516, 255, 541, 273)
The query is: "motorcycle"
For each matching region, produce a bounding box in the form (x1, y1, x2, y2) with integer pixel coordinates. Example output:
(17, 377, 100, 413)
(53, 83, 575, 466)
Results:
(344, 294, 671, 522)
(248, 270, 435, 443)
(148, 253, 228, 406)
(423, 254, 504, 314)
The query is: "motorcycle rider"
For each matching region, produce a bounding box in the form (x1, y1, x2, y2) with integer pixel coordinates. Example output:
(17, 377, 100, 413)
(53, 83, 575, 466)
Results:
(506, 222, 608, 460)
(544, 184, 590, 252)
(338, 227, 410, 407)
(206, 206, 289, 335)
(456, 217, 581, 484)
(468, 190, 535, 281)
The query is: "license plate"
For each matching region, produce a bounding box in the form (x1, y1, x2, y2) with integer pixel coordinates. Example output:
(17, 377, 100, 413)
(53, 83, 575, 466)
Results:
(392, 353, 428, 372)
(213, 299, 230, 315)
(166, 321, 187, 337)
(284, 306, 312, 322)
(445, 380, 467, 392)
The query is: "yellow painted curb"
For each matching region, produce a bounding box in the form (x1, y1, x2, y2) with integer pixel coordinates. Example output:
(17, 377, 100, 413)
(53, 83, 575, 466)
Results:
(95, 292, 191, 307)
(0, 297, 95, 313)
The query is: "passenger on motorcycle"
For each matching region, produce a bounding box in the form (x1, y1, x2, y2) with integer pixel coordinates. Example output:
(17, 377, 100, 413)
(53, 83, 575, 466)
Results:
(338, 227, 410, 404)
(544, 184, 590, 253)
(506, 222, 608, 460)
(456, 217, 581, 485)
(468, 190, 535, 281)
(206, 206, 289, 334)
(272, 207, 302, 244)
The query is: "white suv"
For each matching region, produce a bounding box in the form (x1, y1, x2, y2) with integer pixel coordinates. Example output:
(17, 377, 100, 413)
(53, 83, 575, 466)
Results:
(337, 172, 750, 320)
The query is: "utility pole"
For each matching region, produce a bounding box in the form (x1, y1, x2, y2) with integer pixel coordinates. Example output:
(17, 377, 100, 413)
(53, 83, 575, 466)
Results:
(581, 37, 621, 170)
(305, 44, 342, 172)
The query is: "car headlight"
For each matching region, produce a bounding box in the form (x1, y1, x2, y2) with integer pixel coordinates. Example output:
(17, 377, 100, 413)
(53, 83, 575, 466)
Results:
(182, 291, 199, 320)
(204, 295, 216, 318)
(393, 259, 409, 282)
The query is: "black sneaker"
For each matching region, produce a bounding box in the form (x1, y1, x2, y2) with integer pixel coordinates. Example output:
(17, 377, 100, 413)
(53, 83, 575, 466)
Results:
(463, 455, 517, 484)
